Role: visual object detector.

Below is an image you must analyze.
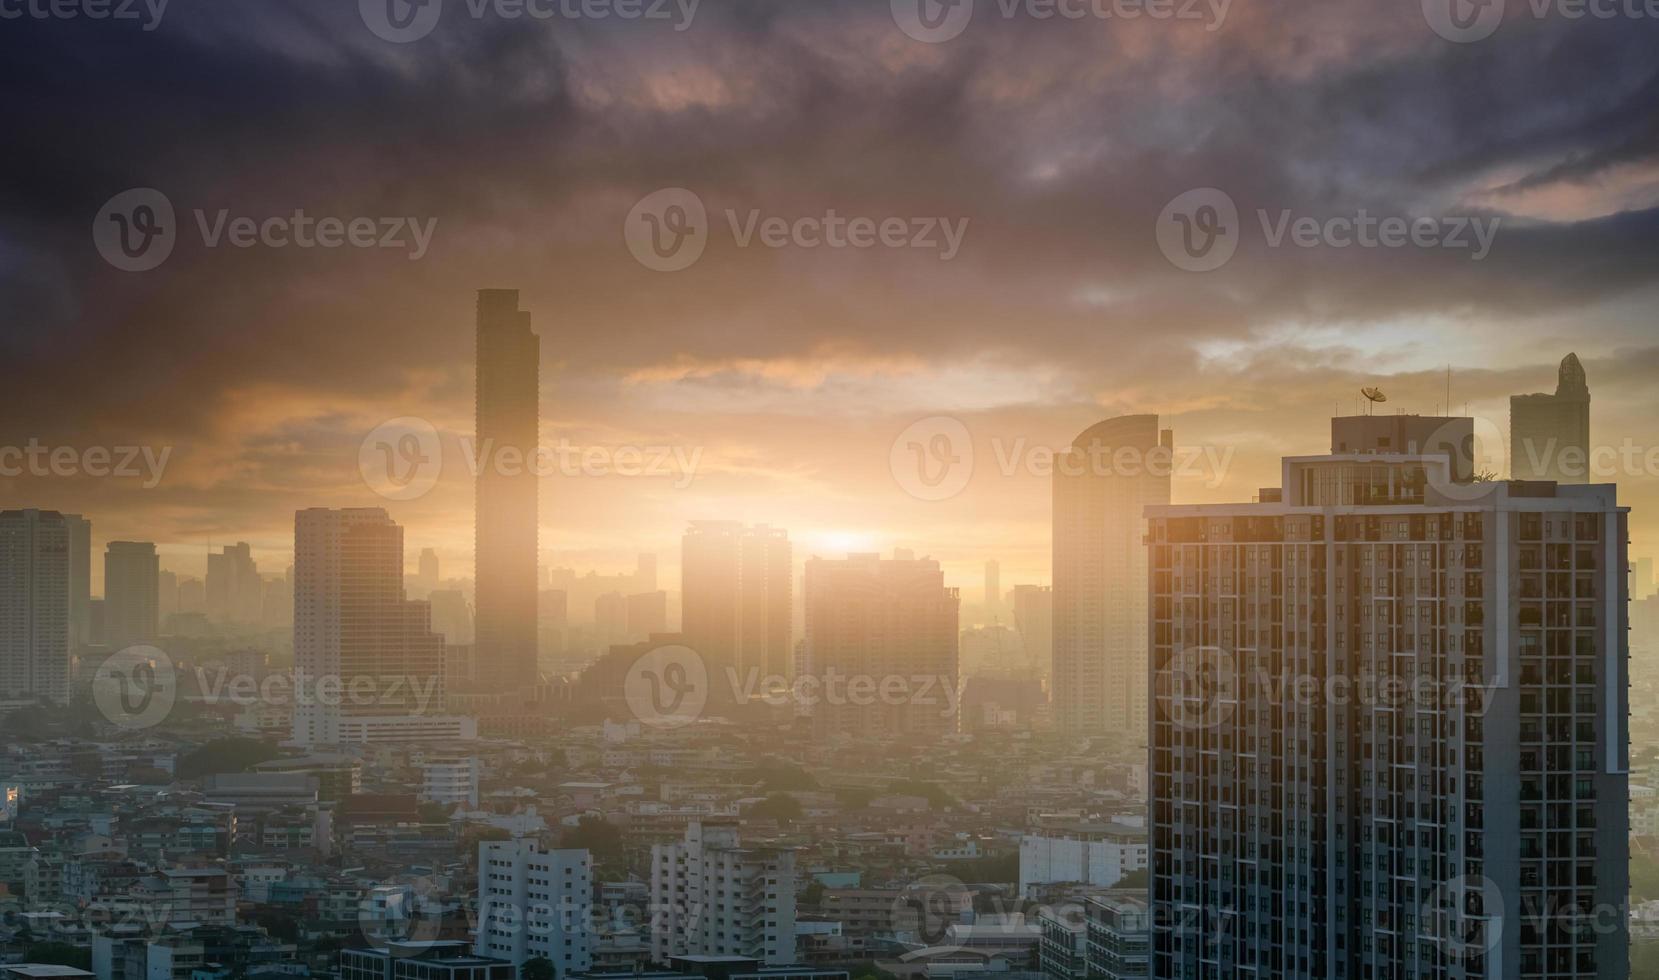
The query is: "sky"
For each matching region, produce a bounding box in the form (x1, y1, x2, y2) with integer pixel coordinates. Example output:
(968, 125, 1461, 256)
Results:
(2, 0, 1658, 596)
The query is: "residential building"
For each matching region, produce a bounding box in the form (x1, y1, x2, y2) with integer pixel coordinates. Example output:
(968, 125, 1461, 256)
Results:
(103, 541, 159, 650)
(1146, 416, 1628, 978)
(651, 821, 796, 966)
(0, 509, 72, 703)
(683, 522, 793, 692)
(474, 840, 593, 974)
(1019, 822, 1148, 896)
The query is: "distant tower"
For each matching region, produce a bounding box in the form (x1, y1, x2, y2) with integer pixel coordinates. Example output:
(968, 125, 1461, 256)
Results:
(1051, 416, 1172, 737)
(1511, 352, 1591, 483)
(983, 560, 1001, 620)
(474, 289, 541, 692)
(104, 541, 160, 650)
(681, 522, 793, 687)
(0, 510, 72, 703)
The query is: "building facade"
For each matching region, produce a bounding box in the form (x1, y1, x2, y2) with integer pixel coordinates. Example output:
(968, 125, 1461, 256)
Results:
(103, 541, 159, 651)
(1053, 416, 1171, 737)
(1146, 417, 1629, 978)
(682, 522, 793, 691)
(0, 509, 71, 703)
(650, 821, 796, 966)
(475, 841, 593, 974)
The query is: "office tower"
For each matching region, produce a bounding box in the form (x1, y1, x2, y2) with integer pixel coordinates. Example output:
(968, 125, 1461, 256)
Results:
(474, 288, 540, 692)
(291, 508, 473, 745)
(63, 514, 90, 651)
(103, 541, 159, 650)
(1146, 416, 1628, 979)
(1511, 352, 1592, 483)
(650, 821, 796, 966)
(430, 589, 475, 646)
(595, 592, 629, 650)
(984, 560, 1002, 621)
(626, 590, 668, 638)
(206, 542, 262, 624)
(157, 570, 179, 621)
(475, 840, 593, 972)
(416, 548, 440, 596)
(262, 573, 294, 629)
(1052, 415, 1171, 737)
(802, 553, 959, 738)
(682, 522, 793, 684)
(1011, 585, 1053, 683)
(0, 510, 72, 703)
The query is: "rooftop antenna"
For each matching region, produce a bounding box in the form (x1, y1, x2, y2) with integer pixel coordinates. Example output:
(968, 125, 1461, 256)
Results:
(1361, 387, 1387, 416)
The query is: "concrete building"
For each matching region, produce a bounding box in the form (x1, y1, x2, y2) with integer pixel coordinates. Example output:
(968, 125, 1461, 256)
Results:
(802, 554, 959, 739)
(683, 522, 793, 690)
(1512, 352, 1592, 484)
(474, 288, 541, 692)
(291, 508, 473, 746)
(0, 509, 72, 703)
(344, 942, 514, 980)
(1084, 897, 1149, 980)
(1052, 416, 1171, 737)
(475, 840, 593, 974)
(651, 821, 796, 966)
(1018, 822, 1148, 896)
(1146, 416, 1628, 978)
(420, 755, 480, 807)
(103, 541, 159, 650)
(64, 514, 91, 652)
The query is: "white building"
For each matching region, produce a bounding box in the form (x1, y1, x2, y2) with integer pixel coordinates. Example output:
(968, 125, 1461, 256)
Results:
(1018, 823, 1147, 897)
(650, 821, 796, 966)
(475, 840, 593, 976)
(420, 756, 481, 807)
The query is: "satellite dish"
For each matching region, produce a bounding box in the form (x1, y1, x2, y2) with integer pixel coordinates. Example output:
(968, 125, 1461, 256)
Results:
(1361, 387, 1387, 403)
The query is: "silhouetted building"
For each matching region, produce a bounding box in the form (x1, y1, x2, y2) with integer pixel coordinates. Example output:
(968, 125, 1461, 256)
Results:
(1512, 352, 1592, 484)
(0, 509, 72, 702)
(291, 508, 473, 745)
(1147, 416, 1628, 978)
(474, 288, 541, 692)
(206, 542, 262, 625)
(1052, 416, 1171, 737)
(63, 514, 90, 651)
(682, 522, 792, 687)
(802, 553, 959, 738)
(1011, 584, 1053, 684)
(103, 541, 159, 650)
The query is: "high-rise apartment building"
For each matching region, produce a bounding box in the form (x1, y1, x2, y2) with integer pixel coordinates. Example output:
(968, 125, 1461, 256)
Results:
(1053, 415, 1171, 737)
(63, 514, 90, 650)
(206, 542, 263, 625)
(1512, 352, 1592, 484)
(291, 508, 473, 745)
(802, 553, 959, 738)
(103, 541, 159, 650)
(0, 510, 72, 703)
(682, 522, 792, 687)
(1146, 416, 1628, 979)
(474, 289, 541, 692)
(475, 840, 592, 974)
(650, 821, 796, 966)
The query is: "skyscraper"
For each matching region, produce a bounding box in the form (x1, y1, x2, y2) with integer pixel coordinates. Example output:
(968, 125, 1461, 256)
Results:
(802, 553, 959, 739)
(206, 542, 262, 625)
(1146, 416, 1628, 979)
(474, 288, 540, 692)
(1011, 584, 1053, 683)
(63, 514, 90, 651)
(291, 507, 473, 746)
(103, 541, 159, 650)
(682, 522, 793, 686)
(984, 559, 1002, 621)
(0, 510, 71, 703)
(1511, 352, 1592, 484)
(1052, 415, 1171, 737)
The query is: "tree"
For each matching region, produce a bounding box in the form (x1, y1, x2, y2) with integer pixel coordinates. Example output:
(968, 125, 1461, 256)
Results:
(562, 815, 624, 864)
(749, 793, 803, 823)
(24, 943, 92, 970)
(521, 957, 556, 980)
(177, 737, 280, 779)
